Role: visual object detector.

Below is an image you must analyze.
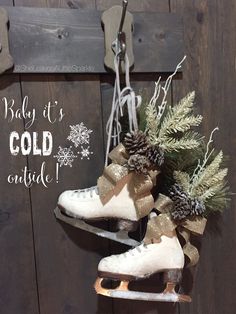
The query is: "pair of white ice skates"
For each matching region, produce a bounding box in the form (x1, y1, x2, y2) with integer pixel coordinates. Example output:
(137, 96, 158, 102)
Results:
(56, 164, 191, 303)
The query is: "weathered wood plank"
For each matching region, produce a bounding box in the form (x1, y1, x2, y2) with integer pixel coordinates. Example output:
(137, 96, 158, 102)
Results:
(14, 1, 112, 314)
(171, 1, 236, 314)
(0, 74, 40, 314)
(19, 75, 112, 314)
(96, 0, 170, 12)
(3, 6, 183, 73)
(15, 0, 95, 8)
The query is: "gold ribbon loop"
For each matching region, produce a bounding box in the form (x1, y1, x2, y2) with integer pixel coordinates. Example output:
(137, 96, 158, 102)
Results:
(108, 143, 129, 165)
(182, 217, 207, 236)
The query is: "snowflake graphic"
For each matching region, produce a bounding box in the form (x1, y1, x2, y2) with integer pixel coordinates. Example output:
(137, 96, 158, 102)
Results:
(78, 146, 94, 160)
(54, 146, 77, 167)
(67, 122, 93, 148)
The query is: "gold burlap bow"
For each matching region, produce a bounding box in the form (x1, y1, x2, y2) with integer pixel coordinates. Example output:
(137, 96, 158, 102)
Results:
(144, 194, 207, 267)
(97, 143, 159, 219)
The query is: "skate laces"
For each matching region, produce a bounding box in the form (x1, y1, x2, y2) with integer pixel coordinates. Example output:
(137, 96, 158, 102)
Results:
(105, 40, 141, 166)
(75, 186, 98, 198)
(123, 244, 148, 257)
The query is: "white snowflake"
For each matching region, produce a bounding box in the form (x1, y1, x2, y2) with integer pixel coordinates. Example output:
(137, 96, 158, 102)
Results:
(78, 146, 94, 160)
(54, 146, 77, 167)
(67, 122, 93, 147)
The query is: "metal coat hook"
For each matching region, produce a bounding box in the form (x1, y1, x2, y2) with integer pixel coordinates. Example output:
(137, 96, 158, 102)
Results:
(116, 0, 128, 60)
(118, 0, 128, 34)
(102, 1, 134, 72)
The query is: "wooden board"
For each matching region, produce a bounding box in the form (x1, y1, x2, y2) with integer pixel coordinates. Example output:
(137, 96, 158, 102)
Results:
(170, 1, 236, 314)
(3, 6, 183, 73)
(10, 2, 112, 314)
(0, 74, 40, 314)
(19, 74, 112, 314)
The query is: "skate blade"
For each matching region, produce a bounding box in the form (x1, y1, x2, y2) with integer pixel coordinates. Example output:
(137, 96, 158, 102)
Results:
(94, 278, 191, 303)
(54, 207, 140, 247)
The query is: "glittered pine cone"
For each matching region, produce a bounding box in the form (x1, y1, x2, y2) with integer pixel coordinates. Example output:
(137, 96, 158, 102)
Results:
(124, 131, 149, 156)
(127, 154, 151, 174)
(169, 184, 206, 220)
(146, 145, 164, 167)
(189, 199, 206, 216)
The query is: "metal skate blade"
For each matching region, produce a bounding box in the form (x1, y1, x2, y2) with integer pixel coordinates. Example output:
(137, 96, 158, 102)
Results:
(94, 278, 191, 302)
(54, 207, 140, 247)
(107, 290, 186, 302)
(99, 288, 191, 303)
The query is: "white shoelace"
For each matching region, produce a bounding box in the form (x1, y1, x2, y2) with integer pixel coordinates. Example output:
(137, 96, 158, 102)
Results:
(74, 186, 98, 198)
(122, 243, 148, 258)
(105, 40, 142, 166)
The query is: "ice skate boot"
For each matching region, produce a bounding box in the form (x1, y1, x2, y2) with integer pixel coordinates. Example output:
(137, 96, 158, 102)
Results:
(94, 213, 191, 302)
(55, 142, 159, 246)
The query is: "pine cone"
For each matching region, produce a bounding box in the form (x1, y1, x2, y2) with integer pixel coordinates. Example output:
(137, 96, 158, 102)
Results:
(169, 184, 206, 220)
(189, 199, 206, 216)
(124, 131, 148, 155)
(127, 154, 151, 174)
(146, 145, 164, 166)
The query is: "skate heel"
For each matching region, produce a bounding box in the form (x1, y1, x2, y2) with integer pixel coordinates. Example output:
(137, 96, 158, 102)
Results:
(163, 269, 191, 303)
(163, 269, 182, 284)
(117, 219, 138, 232)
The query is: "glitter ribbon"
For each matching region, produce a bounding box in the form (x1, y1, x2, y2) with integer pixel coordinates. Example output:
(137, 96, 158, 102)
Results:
(97, 143, 159, 219)
(144, 194, 207, 266)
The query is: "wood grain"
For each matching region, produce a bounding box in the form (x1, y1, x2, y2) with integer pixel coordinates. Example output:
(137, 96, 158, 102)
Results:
(170, 1, 236, 314)
(14, 0, 95, 8)
(0, 74, 39, 314)
(4, 7, 183, 73)
(96, 0, 170, 12)
(13, 1, 112, 314)
(20, 74, 112, 314)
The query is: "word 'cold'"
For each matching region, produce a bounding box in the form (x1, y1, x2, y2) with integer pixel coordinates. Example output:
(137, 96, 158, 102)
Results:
(10, 131, 53, 156)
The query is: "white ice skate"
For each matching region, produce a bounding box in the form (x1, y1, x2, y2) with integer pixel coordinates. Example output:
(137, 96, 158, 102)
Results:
(94, 216, 191, 302)
(55, 178, 144, 247)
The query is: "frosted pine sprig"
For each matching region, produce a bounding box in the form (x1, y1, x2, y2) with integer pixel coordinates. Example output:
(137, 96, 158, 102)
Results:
(173, 170, 191, 193)
(145, 89, 203, 152)
(157, 91, 202, 141)
(171, 128, 230, 214)
(160, 131, 202, 152)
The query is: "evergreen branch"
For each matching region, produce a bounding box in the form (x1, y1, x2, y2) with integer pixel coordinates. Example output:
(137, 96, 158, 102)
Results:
(157, 91, 202, 143)
(160, 131, 202, 152)
(204, 168, 228, 187)
(173, 170, 191, 193)
(145, 102, 159, 144)
(205, 184, 231, 214)
(198, 182, 225, 202)
(193, 168, 228, 198)
(190, 151, 224, 196)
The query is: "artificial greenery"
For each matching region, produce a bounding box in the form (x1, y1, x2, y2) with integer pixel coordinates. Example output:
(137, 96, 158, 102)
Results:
(171, 129, 230, 215)
(145, 91, 203, 152)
